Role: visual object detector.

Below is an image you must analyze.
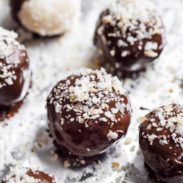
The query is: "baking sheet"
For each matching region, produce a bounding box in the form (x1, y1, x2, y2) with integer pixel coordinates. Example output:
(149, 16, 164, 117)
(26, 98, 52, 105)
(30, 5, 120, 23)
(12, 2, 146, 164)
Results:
(0, 0, 183, 182)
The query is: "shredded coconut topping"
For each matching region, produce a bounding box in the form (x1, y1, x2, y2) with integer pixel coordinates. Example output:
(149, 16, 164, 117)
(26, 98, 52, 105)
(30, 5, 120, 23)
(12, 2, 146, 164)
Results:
(0, 27, 23, 59)
(0, 62, 17, 88)
(96, 0, 164, 58)
(107, 130, 119, 141)
(48, 68, 130, 131)
(0, 27, 25, 89)
(108, 0, 163, 36)
(142, 104, 183, 150)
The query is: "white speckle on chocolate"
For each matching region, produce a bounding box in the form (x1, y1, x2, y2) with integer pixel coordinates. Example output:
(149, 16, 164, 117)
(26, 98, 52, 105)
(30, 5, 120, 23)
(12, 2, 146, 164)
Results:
(107, 130, 118, 141)
(0, 27, 24, 60)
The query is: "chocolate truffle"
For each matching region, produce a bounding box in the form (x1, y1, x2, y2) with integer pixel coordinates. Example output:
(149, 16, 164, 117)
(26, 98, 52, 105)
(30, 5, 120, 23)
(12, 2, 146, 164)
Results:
(94, 0, 165, 78)
(10, 0, 80, 37)
(1, 167, 56, 183)
(0, 27, 31, 107)
(47, 69, 131, 157)
(139, 104, 183, 182)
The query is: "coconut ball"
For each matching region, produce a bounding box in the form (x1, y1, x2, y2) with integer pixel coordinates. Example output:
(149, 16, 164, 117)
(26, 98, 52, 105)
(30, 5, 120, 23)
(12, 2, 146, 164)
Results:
(11, 0, 80, 36)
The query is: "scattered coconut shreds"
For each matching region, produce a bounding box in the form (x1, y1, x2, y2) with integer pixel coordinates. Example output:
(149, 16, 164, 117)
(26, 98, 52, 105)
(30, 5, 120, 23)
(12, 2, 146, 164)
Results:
(112, 162, 121, 171)
(0, 0, 183, 183)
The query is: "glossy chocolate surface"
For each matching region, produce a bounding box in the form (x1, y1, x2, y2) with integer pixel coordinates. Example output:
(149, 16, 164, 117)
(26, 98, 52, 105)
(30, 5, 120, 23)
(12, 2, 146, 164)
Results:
(47, 69, 131, 157)
(94, 0, 165, 78)
(139, 104, 183, 183)
(0, 29, 30, 107)
(0, 49, 29, 106)
(10, 0, 27, 23)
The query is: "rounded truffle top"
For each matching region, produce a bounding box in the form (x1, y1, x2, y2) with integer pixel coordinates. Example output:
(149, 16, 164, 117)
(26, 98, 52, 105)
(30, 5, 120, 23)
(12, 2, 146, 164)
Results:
(110, 0, 159, 21)
(47, 68, 130, 127)
(1, 167, 56, 183)
(0, 27, 25, 60)
(102, 0, 164, 43)
(140, 104, 183, 151)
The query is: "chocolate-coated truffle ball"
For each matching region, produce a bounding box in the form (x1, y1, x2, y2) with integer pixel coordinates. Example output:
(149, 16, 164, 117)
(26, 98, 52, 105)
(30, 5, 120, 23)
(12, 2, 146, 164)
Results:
(10, 0, 80, 37)
(94, 0, 165, 78)
(1, 167, 56, 183)
(47, 69, 131, 157)
(0, 27, 31, 107)
(139, 104, 183, 183)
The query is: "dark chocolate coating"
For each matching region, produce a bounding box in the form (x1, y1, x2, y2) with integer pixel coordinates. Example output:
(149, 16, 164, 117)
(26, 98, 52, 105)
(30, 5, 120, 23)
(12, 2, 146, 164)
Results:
(0, 33, 30, 107)
(0, 50, 29, 106)
(1, 169, 55, 183)
(10, 0, 27, 23)
(139, 104, 183, 183)
(94, 7, 165, 78)
(47, 69, 131, 157)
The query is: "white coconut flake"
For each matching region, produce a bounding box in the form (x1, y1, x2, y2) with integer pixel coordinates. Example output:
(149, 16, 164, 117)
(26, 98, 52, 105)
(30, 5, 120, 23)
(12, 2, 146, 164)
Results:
(107, 130, 118, 141)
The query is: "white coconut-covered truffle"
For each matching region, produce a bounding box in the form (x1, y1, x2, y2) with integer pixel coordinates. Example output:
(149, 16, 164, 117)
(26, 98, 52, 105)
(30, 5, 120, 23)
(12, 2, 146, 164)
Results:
(14, 0, 80, 36)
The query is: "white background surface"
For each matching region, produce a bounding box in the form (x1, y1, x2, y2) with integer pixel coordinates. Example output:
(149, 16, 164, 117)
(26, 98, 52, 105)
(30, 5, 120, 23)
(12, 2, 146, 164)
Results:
(0, 0, 183, 182)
